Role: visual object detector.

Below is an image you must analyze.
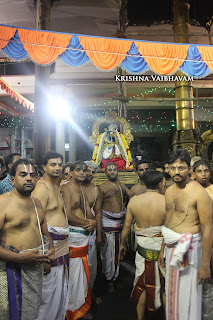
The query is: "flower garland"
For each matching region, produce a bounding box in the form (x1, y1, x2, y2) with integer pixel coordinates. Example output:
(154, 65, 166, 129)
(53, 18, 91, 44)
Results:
(119, 133, 133, 169)
(91, 132, 133, 169)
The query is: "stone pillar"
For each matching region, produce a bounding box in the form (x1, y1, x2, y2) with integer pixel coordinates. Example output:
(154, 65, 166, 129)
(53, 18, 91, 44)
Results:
(172, 0, 199, 156)
(69, 126, 76, 162)
(55, 120, 65, 162)
(116, 0, 128, 123)
(21, 128, 26, 158)
(9, 127, 16, 153)
(33, 0, 51, 166)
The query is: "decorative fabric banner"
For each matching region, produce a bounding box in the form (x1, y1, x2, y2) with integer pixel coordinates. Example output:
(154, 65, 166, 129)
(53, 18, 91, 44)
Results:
(121, 42, 149, 73)
(0, 25, 16, 50)
(3, 30, 27, 60)
(136, 41, 190, 75)
(18, 28, 72, 65)
(180, 45, 211, 78)
(0, 78, 34, 111)
(59, 34, 89, 66)
(0, 24, 213, 77)
(197, 45, 213, 72)
(78, 36, 132, 70)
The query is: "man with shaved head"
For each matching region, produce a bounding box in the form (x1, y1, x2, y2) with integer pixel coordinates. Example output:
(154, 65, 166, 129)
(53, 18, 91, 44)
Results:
(61, 161, 96, 319)
(99, 162, 130, 292)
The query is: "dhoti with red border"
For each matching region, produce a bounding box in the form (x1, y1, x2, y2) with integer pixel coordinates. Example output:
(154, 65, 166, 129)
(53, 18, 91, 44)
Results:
(131, 226, 165, 313)
(100, 210, 125, 281)
(36, 224, 69, 320)
(162, 226, 202, 320)
(66, 226, 92, 320)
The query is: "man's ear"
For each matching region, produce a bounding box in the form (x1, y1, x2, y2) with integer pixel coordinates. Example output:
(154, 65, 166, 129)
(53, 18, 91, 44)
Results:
(10, 175, 15, 187)
(8, 162, 13, 171)
(43, 165, 46, 172)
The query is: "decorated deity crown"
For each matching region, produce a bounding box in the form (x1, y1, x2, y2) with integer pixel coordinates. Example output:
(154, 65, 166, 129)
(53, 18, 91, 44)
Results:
(108, 123, 118, 132)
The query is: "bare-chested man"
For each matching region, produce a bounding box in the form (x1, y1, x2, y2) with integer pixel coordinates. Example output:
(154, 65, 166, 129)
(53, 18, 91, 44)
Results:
(61, 161, 96, 320)
(119, 170, 166, 320)
(0, 159, 54, 320)
(99, 162, 130, 292)
(159, 149, 212, 320)
(32, 151, 69, 320)
(129, 161, 149, 198)
(83, 161, 102, 294)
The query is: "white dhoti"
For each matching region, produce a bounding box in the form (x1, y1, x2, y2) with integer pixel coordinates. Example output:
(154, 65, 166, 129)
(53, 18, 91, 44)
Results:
(100, 210, 125, 281)
(131, 226, 165, 312)
(162, 226, 202, 320)
(66, 226, 91, 320)
(36, 225, 69, 320)
(88, 229, 97, 289)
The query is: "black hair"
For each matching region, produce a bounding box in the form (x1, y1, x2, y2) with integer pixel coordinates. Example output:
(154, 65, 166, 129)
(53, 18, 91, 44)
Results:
(10, 159, 37, 177)
(62, 162, 72, 173)
(70, 160, 87, 172)
(135, 160, 149, 171)
(105, 162, 118, 172)
(169, 149, 191, 167)
(163, 160, 169, 165)
(5, 153, 21, 171)
(141, 170, 164, 190)
(163, 172, 171, 180)
(0, 157, 4, 167)
(43, 151, 63, 165)
(193, 159, 211, 172)
(155, 162, 165, 171)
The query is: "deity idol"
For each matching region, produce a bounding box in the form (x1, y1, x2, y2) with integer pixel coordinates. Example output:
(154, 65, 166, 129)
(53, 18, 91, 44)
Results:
(91, 124, 133, 170)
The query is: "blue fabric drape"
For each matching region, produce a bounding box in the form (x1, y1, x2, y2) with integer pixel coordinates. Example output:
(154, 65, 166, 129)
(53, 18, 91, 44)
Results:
(3, 30, 28, 60)
(59, 35, 89, 66)
(0, 24, 212, 77)
(120, 42, 149, 73)
(180, 45, 211, 78)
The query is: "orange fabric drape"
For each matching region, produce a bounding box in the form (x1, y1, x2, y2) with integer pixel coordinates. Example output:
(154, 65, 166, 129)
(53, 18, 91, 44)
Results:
(0, 25, 16, 50)
(197, 46, 213, 72)
(79, 36, 132, 70)
(136, 41, 190, 75)
(18, 29, 72, 65)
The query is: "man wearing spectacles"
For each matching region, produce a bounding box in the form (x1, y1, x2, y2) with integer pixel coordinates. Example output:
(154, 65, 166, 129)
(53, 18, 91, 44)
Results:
(158, 149, 212, 320)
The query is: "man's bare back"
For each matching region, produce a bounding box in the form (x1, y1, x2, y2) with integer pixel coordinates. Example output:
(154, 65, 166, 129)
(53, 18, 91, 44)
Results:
(130, 192, 166, 230)
(129, 183, 146, 198)
(164, 180, 210, 234)
(33, 177, 67, 227)
(0, 191, 44, 251)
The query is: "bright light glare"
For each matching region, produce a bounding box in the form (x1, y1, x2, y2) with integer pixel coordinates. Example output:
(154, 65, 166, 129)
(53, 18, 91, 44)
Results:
(49, 96, 70, 120)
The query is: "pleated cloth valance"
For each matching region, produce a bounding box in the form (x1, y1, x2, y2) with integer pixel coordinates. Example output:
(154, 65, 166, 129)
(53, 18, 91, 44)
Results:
(0, 24, 213, 78)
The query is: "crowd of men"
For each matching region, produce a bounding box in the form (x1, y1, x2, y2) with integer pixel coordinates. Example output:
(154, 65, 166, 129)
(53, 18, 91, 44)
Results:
(0, 150, 212, 320)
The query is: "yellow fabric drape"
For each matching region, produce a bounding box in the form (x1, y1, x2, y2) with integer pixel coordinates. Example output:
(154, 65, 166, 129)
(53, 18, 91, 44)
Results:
(0, 25, 16, 50)
(18, 29, 72, 64)
(136, 42, 190, 75)
(197, 46, 213, 72)
(79, 36, 132, 70)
